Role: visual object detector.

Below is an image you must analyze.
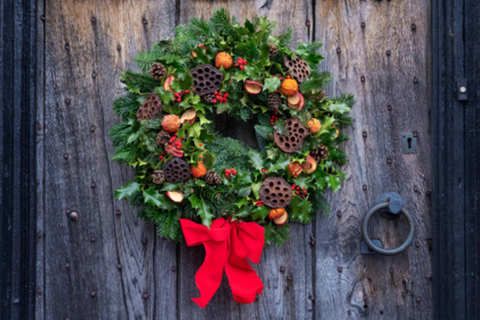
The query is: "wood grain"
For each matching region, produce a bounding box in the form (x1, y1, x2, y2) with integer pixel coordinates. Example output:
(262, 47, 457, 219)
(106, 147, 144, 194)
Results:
(42, 1, 177, 319)
(314, 0, 432, 318)
(38, 0, 432, 318)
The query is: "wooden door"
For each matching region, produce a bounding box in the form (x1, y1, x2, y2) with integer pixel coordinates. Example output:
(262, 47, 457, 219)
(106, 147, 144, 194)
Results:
(35, 0, 432, 318)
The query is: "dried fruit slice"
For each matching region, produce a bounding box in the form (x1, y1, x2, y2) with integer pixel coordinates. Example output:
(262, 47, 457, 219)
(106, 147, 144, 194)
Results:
(166, 145, 184, 157)
(301, 155, 318, 174)
(287, 93, 300, 106)
(244, 81, 263, 95)
(274, 212, 288, 226)
(166, 191, 184, 203)
(288, 93, 305, 111)
(164, 75, 174, 92)
(179, 108, 197, 125)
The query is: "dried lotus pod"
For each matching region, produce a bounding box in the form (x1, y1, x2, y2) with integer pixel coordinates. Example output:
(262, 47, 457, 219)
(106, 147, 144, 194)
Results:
(283, 55, 311, 83)
(163, 157, 191, 183)
(189, 64, 224, 96)
(274, 118, 309, 153)
(137, 94, 162, 122)
(260, 177, 292, 208)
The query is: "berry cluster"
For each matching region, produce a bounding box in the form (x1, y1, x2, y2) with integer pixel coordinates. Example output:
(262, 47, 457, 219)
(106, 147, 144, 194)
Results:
(174, 90, 191, 102)
(159, 151, 166, 161)
(225, 168, 237, 178)
(261, 168, 269, 173)
(291, 184, 307, 195)
(213, 91, 229, 104)
(255, 199, 264, 207)
(169, 135, 184, 149)
(234, 57, 247, 70)
(270, 109, 280, 125)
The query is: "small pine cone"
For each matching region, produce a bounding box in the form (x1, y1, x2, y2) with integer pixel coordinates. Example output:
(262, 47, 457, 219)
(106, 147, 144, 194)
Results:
(311, 89, 326, 101)
(202, 93, 216, 104)
(310, 145, 330, 161)
(152, 169, 165, 184)
(156, 130, 171, 146)
(149, 62, 166, 80)
(267, 92, 282, 110)
(205, 170, 222, 185)
(268, 44, 278, 57)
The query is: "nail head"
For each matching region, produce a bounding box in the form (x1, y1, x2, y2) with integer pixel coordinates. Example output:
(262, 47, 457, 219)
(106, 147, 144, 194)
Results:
(69, 211, 79, 221)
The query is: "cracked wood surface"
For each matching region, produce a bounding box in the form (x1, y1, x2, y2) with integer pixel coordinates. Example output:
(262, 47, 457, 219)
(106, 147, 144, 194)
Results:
(38, 0, 432, 318)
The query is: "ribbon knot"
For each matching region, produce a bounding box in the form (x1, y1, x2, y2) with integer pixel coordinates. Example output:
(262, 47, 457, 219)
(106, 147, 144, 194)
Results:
(180, 217, 264, 308)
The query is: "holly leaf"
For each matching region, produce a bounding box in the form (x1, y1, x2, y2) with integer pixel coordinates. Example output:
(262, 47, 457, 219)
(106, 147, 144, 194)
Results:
(250, 181, 263, 199)
(250, 205, 269, 220)
(248, 149, 264, 171)
(263, 77, 281, 93)
(318, 116, 335, 135)
(187, 122, 203, 138)
(114, 181, 140, 199)
(266, 148, 280, 160)
(232, 72, 249, 82)
(235, 198, 249, 208)
(243, 65, 260, 80)
(273, 120, 288, 135)
(292, 176, 313, 189)
(143, 188, 176, 210)
(189, 194, 214, 228)
(198, 113, 211, 125)
(288, 197, 313, 223)
(326, 175, 342, 192)
(154, 87, 174, 105)
(267, 155, 290, 173)
(328, 102, 350, 115)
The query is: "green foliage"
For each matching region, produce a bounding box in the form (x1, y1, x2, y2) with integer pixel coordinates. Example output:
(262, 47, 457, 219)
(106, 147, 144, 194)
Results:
(109, 9, 354, 246)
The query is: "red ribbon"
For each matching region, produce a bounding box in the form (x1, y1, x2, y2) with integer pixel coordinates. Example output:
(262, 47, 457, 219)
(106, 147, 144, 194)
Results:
(180, 217, 264, 308)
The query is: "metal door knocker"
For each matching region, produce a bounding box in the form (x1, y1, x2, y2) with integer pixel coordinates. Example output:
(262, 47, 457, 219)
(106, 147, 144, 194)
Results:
(361, 193, 415, 256)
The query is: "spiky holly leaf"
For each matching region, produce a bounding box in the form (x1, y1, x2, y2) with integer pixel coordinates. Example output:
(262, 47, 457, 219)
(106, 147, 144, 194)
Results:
(288, 197, 313, 223)
(143, 189, 176, 210)
(263, 77, 281, 93)
(189, 194, 214, 228)
(114, 181, 140, 199)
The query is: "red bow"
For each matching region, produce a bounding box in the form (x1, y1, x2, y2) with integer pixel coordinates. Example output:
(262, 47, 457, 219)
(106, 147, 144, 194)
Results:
(180, 217, 264, 308)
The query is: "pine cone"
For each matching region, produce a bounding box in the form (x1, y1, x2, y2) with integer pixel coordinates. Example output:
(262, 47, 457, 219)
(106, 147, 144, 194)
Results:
(149, 62, 166, 80)
(152, 169, 165, 184)
(137, 94, 162, 122)
(269, 44, 278, 57)
(311, 89, 326, 101)
(156, 130, 171, 146)
(205, 170, 222, 185)
(202, 93, 216, 104)
(311, 145, 330, 161)
(267, 92, 282, 110)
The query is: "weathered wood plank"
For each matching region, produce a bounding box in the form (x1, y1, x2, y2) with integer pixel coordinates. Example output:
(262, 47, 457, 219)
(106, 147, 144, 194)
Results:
(43, 1, 177, 318)
(314, 0, 432, 318)
(177, 2, 314, 319)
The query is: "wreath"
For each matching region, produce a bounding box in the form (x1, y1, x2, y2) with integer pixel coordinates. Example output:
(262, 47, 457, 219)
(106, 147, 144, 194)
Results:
(110, 10, 353, 307)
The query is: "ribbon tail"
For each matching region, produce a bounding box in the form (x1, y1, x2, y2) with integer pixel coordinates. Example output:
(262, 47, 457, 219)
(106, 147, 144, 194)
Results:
(225, 224, 264, 304)
(191, 240, 228, 308)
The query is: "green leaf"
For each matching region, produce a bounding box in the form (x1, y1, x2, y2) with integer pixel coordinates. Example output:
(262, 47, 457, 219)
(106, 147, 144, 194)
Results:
(114, 181, 140, 199)
(250, 181, 263, 199)
(143, 188, 176, 210)
(248, 149, 264, 171)
(235, 198, 248, 208)
(250, 205, 269, 220)
(263, 77, 281, 93)
(187, 122, 202, 138)
(189, 194, 214, 227)
(327, 175, 342, 192)
(267, 155, 290, 173)
(318, 116, 335, 135)
(328, 102, 350, 115)
(288, 197, 313, 223)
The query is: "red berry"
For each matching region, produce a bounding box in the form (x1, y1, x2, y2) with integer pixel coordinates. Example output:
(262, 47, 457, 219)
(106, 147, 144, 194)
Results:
(199, 155, 203, 159)
(303, 190, 307, 194)
(224, 93, 229, 97)
(279, 77, 283, 80)
(297, 186, 300, 190)
(185, 90, 191, 93)
(234, 63, 238, 67)
(214, 91, 218, 95)
(233, 171, 237, 176)
(199, 143, 203, 146)
(296, 191, 299, 195)
(213, 99, 217, 103)
(239, 66, 244, 70)
(159, 155, 163, 159)
(266, 170, 269, 173)
(292, 184, 296, 188)
(225, 173, 230, 178)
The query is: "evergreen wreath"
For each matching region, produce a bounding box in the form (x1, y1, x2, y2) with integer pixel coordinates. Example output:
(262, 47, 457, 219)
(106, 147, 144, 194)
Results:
(110, 9, 354, 246)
